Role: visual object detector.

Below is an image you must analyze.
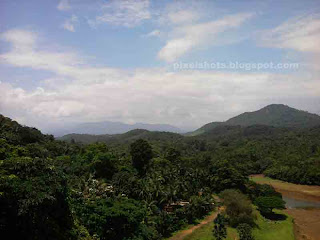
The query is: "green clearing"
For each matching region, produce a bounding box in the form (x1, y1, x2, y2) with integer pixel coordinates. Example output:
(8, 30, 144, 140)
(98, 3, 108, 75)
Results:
(183, 210, 294, 240)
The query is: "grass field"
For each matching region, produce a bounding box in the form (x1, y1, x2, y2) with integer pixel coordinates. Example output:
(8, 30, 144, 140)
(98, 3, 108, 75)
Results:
(183, 222, 238, 240)
(182, 209, 294, 240)
(252, 210, 294, 240)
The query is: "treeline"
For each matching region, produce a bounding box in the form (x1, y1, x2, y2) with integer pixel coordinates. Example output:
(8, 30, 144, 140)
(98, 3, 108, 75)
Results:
(62, 124, 320, 186)
(198, 125, 320, 185)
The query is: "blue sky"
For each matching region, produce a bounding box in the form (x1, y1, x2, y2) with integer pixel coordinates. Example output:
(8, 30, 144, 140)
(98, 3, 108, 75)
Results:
(0, 0, 320, 132)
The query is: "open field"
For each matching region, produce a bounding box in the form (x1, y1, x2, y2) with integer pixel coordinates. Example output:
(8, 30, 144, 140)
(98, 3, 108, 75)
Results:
(184, 223, 238, 240)
(250, 174, 320, 202)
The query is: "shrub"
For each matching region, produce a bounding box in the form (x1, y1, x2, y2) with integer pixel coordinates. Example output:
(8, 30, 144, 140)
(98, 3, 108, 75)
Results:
(220, 189, 255, 227)
(213, 214, 227, 240)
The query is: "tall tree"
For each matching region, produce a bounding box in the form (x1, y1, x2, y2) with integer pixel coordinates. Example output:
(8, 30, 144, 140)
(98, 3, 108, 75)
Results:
(130, 139, 153, 176)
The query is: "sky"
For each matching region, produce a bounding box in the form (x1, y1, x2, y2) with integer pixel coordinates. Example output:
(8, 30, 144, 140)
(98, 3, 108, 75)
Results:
(0, 0, 320, 132)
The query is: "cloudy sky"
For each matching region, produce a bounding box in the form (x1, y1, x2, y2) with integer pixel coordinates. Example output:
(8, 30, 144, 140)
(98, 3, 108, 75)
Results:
(1, 0, 320, 132)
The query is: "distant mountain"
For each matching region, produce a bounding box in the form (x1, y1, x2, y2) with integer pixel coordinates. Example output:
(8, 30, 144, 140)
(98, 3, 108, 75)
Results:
(50, 121, 183, 136)
(59, 129, 183, 144)
(189, 104, 320, 136)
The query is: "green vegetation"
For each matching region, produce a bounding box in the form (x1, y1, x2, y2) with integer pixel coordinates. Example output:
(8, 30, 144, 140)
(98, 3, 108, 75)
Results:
(1, 104, 318, 239)
(213, 214, 227, 240)
(220, 190, 255, 227)
(255, 196, 285, 216)
(184, 223, 238, 240)
(237, 223, 254, 240)
(1, 115, 222, 239)
(60, 107, 320, 186)
(179, 209, 294, 240)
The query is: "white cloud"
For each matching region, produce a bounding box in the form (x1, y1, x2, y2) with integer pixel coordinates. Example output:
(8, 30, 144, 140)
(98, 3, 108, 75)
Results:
(158, 13, 254, 62)
(260, 15, 320, 52)
(1, 29, 320, 131)
(57, 0, 71, 11)
(0, 29, 122, 82)
(1, 29, 36, 51)
(62, 15, 78, 32)
(90, 0, 150, 28)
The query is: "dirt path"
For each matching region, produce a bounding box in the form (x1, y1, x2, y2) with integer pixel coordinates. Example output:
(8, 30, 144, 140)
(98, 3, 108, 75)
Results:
(169, 208, 221, 240)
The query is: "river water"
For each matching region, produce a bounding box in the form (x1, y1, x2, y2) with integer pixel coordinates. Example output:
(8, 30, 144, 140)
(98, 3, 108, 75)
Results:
(283, 196, 320, 209)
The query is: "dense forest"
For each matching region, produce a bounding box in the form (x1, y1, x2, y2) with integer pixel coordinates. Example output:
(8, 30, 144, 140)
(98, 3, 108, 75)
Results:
(1, 109, 320, 239)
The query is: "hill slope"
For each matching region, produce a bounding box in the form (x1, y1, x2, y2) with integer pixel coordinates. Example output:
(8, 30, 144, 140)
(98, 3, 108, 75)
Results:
(190, 104, 320, 136)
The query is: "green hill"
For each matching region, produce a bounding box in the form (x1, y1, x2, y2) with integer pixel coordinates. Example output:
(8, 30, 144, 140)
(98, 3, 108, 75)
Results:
(190, 104, 320, 136)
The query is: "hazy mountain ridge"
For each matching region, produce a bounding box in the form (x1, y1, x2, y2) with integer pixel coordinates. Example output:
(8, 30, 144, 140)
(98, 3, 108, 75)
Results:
(59, 104, 320, 143)
(59, 129, 183, 144)
(50, 121, 183, 136)
(189, 104, 320, 136)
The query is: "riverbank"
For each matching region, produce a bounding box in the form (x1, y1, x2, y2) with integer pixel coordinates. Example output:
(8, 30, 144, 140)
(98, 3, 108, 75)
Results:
(285, 208, 320, 240)
(250, 174, 320, 203)
(251, 174, 320, 240)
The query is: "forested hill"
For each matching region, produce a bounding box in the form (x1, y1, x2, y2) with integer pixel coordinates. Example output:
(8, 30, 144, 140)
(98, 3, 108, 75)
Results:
(0, 114, 54, 144)
(189, 104, 320, 136)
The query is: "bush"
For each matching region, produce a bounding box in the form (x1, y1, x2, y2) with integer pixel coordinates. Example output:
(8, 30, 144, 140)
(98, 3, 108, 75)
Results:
(237, 223, 254, 240)
(213, 214, 227, 240)
(220, 189, 255, 227)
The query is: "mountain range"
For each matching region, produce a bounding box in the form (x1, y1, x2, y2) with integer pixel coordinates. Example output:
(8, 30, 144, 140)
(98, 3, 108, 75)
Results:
(50, 121, 183, 137)
(59, 104, 320, 143)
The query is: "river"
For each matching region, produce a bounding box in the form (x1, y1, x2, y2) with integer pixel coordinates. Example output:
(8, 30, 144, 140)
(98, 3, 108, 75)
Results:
(283, 195, 320, 209)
